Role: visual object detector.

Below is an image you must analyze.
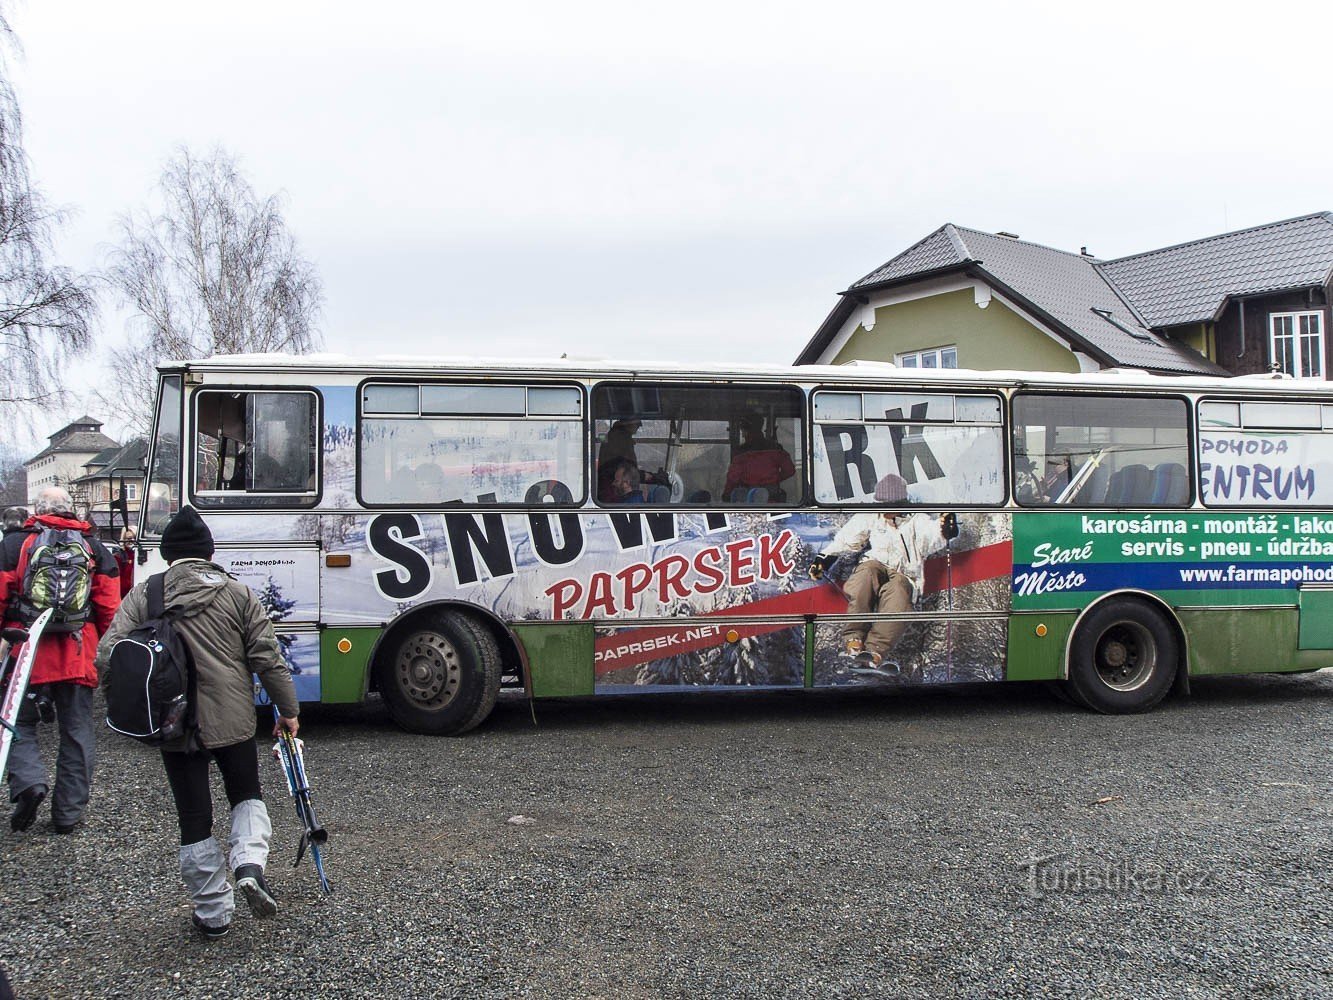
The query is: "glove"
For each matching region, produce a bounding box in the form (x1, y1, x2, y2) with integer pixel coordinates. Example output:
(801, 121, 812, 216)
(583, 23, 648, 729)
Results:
(940, 512, 959, 540)
(808, 553, 836, 580)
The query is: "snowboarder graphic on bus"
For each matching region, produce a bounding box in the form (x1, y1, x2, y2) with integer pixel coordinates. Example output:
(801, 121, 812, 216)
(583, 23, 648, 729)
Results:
(808, 473, 958, 676)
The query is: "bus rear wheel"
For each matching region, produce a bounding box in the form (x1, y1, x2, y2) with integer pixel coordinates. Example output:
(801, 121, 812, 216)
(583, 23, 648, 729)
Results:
(1067, 598, 1179, 714)
(377, 611, 501, 735)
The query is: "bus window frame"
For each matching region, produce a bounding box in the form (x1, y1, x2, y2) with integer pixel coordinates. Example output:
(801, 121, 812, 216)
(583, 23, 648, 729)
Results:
(1009, 389, 1195, 510)
(1196, 392, 1333, 510)
(188, 384, 324, 510)
(354, 376, 589, 509)
(140, 371, 185, 539)
(590, 378, 807, 509)
(809, 382, 1008, 511)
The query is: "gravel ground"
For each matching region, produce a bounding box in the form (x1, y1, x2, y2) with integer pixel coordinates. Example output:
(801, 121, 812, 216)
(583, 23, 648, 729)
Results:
(3, 673, 1333, 999)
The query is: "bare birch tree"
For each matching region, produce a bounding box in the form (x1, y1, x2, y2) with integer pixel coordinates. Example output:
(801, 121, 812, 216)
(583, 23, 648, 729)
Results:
(0, 12, 96, 429)
(102, 146, 323, 436)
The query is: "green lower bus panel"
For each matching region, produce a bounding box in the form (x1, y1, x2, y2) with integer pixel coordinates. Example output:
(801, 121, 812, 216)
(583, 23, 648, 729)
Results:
(1298, 588, 1333, 649)
(319, 627, 380, 703)
(1180, 608, 1333, 674)
(512, 622, 595, 698)
(1005, 613, 1075, 681)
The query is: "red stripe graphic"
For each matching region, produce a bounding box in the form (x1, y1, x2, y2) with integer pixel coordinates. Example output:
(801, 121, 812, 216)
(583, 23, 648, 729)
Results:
(922, 540, 1012, 595)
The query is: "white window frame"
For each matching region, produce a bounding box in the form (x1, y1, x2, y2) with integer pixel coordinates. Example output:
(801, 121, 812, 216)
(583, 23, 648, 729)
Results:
(1269, 311, 1325, 379)
(895, 345, 959, 370)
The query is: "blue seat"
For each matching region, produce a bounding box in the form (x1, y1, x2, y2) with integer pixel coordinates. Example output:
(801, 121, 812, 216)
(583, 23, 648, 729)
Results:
(1105, 464, 1152, 506)
(1150, 463, 1188, 505)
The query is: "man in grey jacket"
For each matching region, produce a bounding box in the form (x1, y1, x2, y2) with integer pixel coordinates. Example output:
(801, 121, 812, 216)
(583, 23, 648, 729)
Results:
(96, 506, 300, 939)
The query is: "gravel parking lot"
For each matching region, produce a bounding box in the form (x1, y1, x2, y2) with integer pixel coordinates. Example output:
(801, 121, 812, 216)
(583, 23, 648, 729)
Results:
(3, 672, 1333, 999)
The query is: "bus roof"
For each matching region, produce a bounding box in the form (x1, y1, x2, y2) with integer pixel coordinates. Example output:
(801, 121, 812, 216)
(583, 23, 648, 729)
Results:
(164, 352, 1318, 395)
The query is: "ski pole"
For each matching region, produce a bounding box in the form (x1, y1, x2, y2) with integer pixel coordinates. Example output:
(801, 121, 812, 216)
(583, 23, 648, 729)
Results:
(945, 539, 953, 682)
(272, 706, 332, 895)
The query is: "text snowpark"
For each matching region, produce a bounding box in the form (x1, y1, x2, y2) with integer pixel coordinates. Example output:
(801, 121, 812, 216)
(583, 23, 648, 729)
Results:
(364, 509, 798, 616)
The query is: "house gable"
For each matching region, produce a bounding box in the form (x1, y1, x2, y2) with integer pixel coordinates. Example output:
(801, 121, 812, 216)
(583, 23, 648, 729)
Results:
(798, 224, 1224, 376)
(827, 284, 1084, 374)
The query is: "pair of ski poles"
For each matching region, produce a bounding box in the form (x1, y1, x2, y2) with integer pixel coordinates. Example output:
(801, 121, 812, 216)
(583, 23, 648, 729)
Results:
(272, 705, 332, 895)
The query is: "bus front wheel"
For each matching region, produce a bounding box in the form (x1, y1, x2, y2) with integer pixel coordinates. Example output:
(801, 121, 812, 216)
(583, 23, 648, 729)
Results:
(1067, 598, 1179, 714)
(377, 611, 501, 735)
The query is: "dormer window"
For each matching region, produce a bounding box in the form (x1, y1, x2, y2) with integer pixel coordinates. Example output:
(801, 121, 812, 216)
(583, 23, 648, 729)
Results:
(1270, 311, 1325, 379)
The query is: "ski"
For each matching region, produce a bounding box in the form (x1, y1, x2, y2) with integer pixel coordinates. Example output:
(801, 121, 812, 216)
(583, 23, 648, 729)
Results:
(0, 609, 54, 781)
(271, 706, 332, 895)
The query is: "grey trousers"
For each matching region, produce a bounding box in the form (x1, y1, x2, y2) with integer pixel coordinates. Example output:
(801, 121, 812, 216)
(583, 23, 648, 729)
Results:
(6, 681, 95, 828)
(180, 801, 274, 927)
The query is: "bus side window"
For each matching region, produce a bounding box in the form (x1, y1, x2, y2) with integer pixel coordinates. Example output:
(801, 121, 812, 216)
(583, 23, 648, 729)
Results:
(590, 382, 804, 507)
(1011, 393, 1190, 508)
(811, 391, 1005, 506)
(193, 389, 319, 505)
(359, 381, 586, 506)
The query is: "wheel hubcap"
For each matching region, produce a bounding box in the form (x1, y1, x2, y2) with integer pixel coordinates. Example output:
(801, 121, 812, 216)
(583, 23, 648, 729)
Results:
(1094, 622, 1156, 692)
(394, 631, 462, 709)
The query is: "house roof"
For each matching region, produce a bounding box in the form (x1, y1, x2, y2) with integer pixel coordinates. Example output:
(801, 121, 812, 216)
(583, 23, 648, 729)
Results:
(1098, 212, 1333, 328)
(83, 446, 121, 471)
(71, 439, 147, 484)
(797, 224, 1224, 375)
(26, 428, 120, 464)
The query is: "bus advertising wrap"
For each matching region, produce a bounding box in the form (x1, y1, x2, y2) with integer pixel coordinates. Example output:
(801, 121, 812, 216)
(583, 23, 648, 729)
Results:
(1012, 511, 1333, 610)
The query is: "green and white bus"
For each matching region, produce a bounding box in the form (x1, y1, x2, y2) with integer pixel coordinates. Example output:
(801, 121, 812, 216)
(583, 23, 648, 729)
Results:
(137, 354, 1333, 733)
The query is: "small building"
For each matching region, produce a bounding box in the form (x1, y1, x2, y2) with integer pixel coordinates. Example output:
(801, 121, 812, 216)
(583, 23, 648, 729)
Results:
(25, 416, 120, 507)
(69, 439, 147, 538)
(794, 212, 1333, 379)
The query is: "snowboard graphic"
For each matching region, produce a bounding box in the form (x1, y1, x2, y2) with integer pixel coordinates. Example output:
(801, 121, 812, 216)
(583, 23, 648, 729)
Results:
(0, 608, 54, 780)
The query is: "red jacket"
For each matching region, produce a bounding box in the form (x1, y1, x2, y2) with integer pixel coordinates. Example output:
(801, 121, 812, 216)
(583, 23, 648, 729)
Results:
(724, 446, 796, 496)
(0, 514, 121, 687)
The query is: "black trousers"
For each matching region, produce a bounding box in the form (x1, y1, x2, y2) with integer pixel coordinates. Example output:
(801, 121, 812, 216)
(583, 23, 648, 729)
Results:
(160, 739, 263, 845)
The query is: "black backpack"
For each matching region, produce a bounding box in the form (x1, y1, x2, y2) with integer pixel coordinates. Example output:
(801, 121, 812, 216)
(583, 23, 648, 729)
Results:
(15, 527, 94, 634)
(104, 573, 197, 744)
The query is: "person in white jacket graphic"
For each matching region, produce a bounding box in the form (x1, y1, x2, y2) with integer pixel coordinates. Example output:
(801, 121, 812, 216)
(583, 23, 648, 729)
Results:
(809, 474, 958, 669)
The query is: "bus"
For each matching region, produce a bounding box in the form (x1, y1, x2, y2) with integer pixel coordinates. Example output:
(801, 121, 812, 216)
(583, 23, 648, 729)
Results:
(135, 355, 1333, 734)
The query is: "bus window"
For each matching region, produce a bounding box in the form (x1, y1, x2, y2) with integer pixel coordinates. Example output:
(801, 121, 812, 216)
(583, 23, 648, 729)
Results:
(591, 383, 803, 506)
(193, 389, 319, 506)
(143, 375, 182, 536)
(812, 390, 1004, 505)
(1012, 394, 1189, 507)
(360, 382, 585, 505)
(1199, 398, 1333, 506)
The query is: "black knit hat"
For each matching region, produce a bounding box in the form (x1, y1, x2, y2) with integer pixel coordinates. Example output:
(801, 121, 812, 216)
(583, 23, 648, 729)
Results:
(160, 506, 214, 562)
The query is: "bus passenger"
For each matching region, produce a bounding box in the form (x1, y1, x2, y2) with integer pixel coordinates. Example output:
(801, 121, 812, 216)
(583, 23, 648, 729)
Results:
(598, 418, 642, 470)
(598, 457, 646, 504)
(808, 474, 959, 672)
(723, 413, 795, 502)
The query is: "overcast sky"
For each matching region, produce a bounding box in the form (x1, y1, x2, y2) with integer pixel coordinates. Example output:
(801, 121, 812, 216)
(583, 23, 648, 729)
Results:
(9, 0, 1333, 447)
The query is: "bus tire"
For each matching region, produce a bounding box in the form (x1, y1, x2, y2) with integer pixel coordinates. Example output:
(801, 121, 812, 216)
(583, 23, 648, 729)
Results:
(377, 611, 501, 735)
(1068, 598, 1178, 714)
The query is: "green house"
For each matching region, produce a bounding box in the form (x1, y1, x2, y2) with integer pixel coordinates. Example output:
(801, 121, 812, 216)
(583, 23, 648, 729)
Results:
(794, 215, 1333, 379)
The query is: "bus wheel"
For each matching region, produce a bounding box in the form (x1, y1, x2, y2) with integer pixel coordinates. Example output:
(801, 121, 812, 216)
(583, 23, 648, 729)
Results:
(1067, 598, 1178, 714)
(377, 612, 501, 735)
